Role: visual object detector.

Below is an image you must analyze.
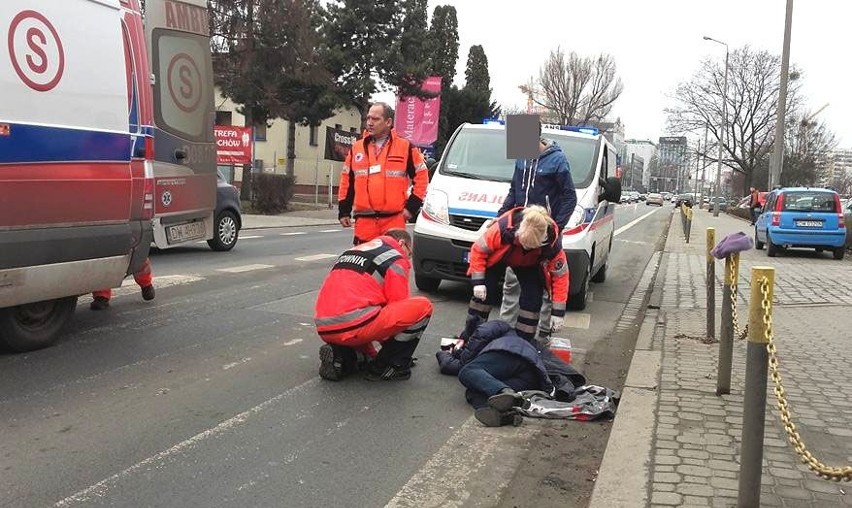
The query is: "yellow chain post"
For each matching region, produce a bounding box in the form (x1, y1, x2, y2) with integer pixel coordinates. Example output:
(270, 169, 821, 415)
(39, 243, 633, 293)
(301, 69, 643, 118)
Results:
(762, 279, 852, 482)
(716, 252, 739, 395)
(706, 228, 716, 342)
(729, 254, 748, 341)
(738, 267, 775, 507)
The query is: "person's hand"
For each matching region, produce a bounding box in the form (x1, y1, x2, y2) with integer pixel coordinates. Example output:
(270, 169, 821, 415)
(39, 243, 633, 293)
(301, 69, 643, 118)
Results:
(403, 209, 413, 221)
(339, 217, 352, 228)
(472, 285, 487, 301)
(550, 316, 564, 332)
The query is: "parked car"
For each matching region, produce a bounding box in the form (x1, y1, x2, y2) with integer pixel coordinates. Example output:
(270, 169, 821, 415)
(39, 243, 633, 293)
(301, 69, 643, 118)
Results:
(208, 170, 243, 251)
(674, 193, 694, 207)
(754, 187, 846, 259)
(646, 192, 665, 206)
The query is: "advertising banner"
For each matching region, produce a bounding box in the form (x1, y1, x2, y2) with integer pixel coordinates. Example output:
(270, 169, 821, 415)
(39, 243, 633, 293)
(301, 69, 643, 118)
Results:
(324, 126, 359, 162)
(214, 125, 253, 165)
(394, 76, 442, 146)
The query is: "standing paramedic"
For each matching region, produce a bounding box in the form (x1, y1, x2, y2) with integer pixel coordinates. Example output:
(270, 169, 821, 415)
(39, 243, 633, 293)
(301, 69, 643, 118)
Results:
(90, 258, 155, 310)
(466, 205, 568, 343)
(338, 102, 429, 245)
(497, 123, 576, 342)
(314, 229, 433, 382)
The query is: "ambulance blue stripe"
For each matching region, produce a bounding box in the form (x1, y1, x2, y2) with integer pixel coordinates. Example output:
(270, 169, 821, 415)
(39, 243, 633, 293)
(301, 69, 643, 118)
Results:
(0, 123, 132, 164)
(448, 207, 498, 218)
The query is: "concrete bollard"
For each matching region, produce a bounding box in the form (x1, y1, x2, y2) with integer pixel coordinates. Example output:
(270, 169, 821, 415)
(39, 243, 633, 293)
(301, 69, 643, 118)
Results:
(738, 267, 775, 508)
(706, 228, 716, 341)
(716, 252, 739, 395)
(684, 207, 693, 243)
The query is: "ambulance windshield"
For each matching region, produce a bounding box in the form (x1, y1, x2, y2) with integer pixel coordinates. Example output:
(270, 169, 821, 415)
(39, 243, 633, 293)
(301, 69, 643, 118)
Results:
(441, 127, 598, 187)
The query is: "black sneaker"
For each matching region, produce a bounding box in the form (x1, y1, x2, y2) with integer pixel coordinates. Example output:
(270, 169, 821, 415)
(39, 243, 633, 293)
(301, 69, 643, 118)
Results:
(90, 297, 110, 311)
(474, 407, 523, 427)
(487, 388, 528, 412)
(141, 285, 155, 301)
(318, 344, 343, 381)
(363, 363, 411, 381)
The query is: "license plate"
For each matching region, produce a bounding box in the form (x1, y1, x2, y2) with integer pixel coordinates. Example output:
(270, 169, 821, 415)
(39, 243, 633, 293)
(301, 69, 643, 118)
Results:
(167, 221, 206, 244)
(795, 220, 823, 228)
(463, 251, 470, 263)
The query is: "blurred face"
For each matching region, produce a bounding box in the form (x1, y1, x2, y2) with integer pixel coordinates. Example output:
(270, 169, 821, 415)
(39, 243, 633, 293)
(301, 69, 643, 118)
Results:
(366, 105, 393, 138)
(398, 238, 412, 258)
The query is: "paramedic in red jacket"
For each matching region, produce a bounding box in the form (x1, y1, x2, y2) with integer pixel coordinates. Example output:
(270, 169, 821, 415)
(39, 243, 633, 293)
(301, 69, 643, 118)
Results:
(338, 102, 429, 245)
(90, 257, 155, 310)
(314, 229, 433, 381)
(466, 205, 568, 342)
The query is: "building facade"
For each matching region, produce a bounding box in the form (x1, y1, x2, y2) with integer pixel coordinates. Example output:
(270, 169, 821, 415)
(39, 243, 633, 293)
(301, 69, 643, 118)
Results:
(624, 139, 657, 191)
(654, 136, 688, 193)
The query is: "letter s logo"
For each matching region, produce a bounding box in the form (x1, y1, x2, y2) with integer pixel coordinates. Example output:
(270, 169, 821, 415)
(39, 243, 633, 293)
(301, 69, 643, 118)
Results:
(179, 65, 193, 99)
(25, 27, 48, 73)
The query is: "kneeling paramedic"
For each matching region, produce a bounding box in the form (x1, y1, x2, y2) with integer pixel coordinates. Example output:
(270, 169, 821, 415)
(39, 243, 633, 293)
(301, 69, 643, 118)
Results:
(90, 257, 155, 310)
(466, 205, 568, 343)
(313, 229, 432, 381)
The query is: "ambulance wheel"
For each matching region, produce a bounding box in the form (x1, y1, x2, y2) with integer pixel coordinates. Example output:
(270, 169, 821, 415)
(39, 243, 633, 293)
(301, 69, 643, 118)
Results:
(567, 266, 589, 311)
(0, 297, 77, 352)
(208, 210, 239, 251)
(415, 274, 441, 292)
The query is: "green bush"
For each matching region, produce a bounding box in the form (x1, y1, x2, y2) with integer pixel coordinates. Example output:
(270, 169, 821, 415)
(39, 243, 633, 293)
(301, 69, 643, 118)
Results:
(251, 173, 296, 214)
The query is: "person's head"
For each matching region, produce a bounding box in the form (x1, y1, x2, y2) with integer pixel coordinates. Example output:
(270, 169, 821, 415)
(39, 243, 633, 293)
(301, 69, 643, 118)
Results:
(366, 102, 394, 139)
(516, 205, 554, 249)
(384, 228, 412, 257)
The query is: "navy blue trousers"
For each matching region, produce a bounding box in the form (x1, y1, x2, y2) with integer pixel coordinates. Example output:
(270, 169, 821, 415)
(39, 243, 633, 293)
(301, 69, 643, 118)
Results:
(458, 350, 541, 409)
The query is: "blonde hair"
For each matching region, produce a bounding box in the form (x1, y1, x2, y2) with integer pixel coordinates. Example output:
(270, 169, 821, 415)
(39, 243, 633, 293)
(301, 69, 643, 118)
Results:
(517, 205, 554, 249)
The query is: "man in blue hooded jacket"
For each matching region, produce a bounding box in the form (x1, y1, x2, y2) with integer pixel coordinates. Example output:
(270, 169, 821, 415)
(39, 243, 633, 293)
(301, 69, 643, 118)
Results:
(497, 124, 577, 343)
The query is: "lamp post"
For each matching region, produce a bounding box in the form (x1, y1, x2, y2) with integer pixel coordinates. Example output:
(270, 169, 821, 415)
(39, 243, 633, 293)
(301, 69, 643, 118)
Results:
(704, 36, 728, 217)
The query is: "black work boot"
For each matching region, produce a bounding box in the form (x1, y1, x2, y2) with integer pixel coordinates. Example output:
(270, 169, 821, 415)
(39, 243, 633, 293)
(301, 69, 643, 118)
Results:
(487, 388, 528, 412)
(318, 344, 343, 381)
(474, 407, 523, 427)
(90, 296, 110, 311)
(141, 285, 155, 301)
(363, 361, 412, 381)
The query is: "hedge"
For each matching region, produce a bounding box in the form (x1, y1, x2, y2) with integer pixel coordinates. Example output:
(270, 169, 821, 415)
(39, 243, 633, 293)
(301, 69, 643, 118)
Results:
(251, 173, 296, 215)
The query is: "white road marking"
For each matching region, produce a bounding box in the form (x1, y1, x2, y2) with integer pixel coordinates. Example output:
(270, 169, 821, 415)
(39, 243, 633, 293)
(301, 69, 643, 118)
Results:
(298, 322, 312, 327)
(76, 275, 203, 305)
(282, 339, 303, 346)
(319, 229, 341, 233)
(280, 232, 306, 236)
(54, 379, 320, 506)
(223, 357, 252, 370)
(240, 235, 263, 239)
(614, 208, 660, 237)
(294, 253, 338, 262)
(216, 264, 275, 273)
(616, 239, 653, 246)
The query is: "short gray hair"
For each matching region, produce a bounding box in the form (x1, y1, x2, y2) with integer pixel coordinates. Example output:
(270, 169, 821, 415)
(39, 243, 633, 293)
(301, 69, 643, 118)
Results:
(370, 102, 395, 121)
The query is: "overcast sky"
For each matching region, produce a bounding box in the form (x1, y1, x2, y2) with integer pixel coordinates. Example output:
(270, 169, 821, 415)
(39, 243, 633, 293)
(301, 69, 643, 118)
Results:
(373, 0, 850, 147)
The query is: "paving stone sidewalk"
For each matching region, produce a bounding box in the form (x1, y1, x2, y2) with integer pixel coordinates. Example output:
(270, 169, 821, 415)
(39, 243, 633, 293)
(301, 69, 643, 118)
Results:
(593, 206, 852, 508)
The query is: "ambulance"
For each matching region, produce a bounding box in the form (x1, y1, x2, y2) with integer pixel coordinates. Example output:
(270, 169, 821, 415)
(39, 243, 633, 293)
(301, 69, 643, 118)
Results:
(0, 0, 216, 351)
(413, 121, 622, 311)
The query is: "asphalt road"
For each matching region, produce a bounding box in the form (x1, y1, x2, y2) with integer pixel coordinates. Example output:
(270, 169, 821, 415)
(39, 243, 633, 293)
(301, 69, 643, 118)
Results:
(0, 202, 673, 508)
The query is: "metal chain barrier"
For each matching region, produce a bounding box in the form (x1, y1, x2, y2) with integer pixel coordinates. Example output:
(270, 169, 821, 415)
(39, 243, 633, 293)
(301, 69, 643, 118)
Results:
(760, 276, 852, 482)
(729, 259, 748, 341)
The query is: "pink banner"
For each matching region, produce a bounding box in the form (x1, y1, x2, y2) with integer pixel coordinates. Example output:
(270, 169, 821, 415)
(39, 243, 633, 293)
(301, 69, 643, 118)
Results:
(395, 76, 442, 145)
(215, 125, 253, 165)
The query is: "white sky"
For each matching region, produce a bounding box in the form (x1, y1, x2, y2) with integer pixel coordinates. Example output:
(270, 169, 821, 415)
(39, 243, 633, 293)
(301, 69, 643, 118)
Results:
(373, 0, 851, 147)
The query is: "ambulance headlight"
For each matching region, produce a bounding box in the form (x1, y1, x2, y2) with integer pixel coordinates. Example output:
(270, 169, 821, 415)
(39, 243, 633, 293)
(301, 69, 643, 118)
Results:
(422, 190, 450, 224)
(564, 205, 586, 230)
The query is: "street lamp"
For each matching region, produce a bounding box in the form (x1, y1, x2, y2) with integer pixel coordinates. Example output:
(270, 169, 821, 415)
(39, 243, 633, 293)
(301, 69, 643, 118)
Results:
(704, 35, 729, 217)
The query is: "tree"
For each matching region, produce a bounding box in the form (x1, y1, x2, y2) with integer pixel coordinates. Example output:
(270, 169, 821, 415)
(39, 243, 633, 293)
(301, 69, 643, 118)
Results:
(527, 47, 623, 126)
(665, 45, 804, 191)
(464, 45, 489, 94)
(429, 5, 460, 156)
(322, 0, 431, 127)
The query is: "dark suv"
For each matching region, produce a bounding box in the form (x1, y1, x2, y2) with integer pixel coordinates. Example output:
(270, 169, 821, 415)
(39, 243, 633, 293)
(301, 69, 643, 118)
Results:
(208, 170, 242, 251)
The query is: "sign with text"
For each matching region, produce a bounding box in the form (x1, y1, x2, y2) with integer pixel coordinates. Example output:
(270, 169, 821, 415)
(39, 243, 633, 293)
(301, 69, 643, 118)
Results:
(324, 126, 359, 162)
(214, 125, 253, 165)
(394, 76, 442, 146)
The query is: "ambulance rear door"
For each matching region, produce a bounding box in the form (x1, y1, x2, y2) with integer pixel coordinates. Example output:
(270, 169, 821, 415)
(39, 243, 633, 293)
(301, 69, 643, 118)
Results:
(144, 0, 216, 248)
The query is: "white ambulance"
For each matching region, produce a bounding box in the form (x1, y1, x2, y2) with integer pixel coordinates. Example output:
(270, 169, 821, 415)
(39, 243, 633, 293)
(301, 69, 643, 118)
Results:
(413, 122, 622, 310)
(0, 0, 216, 351)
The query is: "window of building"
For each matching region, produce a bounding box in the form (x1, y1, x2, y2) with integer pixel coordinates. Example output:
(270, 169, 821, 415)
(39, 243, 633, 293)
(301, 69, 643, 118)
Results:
(254, 123, 267, 142)
(349, 127, 357, 133)
(309, 125, 318, 146)
(335, 123, 342, 130)
(215, 111, 232, 126)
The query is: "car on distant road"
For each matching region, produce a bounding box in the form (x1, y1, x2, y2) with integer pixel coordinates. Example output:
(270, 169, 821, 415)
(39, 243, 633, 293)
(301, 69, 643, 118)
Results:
(755, 187, 846, 259)
(674, 193, 694, 207)
(645, 192, 665, 206)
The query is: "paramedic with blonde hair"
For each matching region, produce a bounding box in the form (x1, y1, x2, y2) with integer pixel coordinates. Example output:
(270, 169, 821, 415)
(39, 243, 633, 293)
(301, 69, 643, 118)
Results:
(464, 206, 569, 343)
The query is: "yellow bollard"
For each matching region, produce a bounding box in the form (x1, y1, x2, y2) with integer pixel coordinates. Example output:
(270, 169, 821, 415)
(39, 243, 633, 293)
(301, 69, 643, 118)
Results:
(738, 267, 775, 508)
(706, 228, 715, 341)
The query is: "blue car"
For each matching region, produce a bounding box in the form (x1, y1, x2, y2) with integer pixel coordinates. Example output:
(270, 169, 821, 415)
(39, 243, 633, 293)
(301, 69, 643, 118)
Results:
(755, 187, 846, 259)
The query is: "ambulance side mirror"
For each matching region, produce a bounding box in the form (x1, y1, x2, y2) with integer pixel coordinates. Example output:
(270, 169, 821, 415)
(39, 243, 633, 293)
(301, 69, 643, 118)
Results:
(426, 158, 438, 180)
(599, 176, 622, 203)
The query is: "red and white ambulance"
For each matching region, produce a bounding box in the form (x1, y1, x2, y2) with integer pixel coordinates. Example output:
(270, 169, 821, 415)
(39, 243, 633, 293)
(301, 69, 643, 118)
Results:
(0, 0, 217, 352)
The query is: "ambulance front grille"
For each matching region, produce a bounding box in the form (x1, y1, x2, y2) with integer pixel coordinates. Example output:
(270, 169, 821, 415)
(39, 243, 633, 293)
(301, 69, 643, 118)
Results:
(449, 215, 488, 231)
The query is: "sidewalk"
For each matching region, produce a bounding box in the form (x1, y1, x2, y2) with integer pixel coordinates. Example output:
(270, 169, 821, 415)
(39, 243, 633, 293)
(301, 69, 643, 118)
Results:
(241, 207, 340, 230)
(591, 206, 852, 507)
